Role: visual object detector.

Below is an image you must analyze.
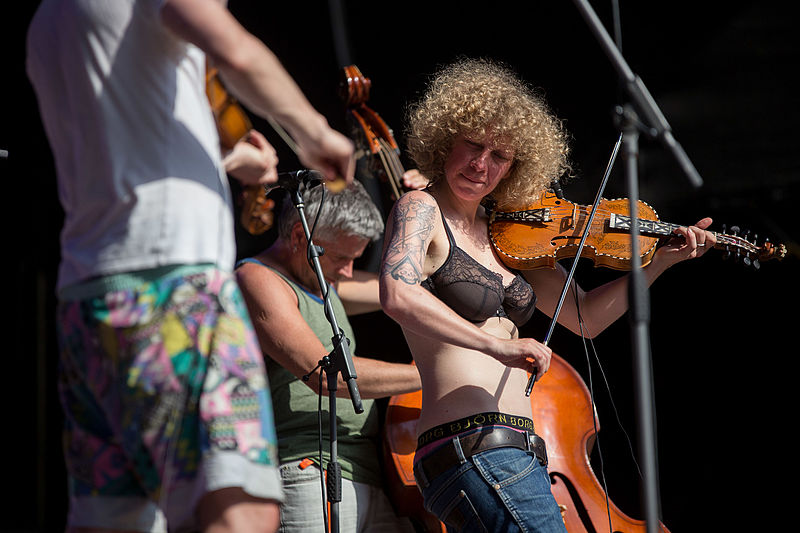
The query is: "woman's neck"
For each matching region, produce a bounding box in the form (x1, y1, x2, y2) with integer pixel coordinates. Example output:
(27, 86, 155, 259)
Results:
(430, 181, 483, 225)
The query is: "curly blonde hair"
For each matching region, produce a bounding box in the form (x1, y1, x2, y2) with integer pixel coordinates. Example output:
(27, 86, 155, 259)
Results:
(405, 57, 571, 209)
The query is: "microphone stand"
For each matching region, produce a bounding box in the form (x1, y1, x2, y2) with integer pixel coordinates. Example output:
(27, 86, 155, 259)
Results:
(290, 182, 363, 533)
(570, 1, 704, 532)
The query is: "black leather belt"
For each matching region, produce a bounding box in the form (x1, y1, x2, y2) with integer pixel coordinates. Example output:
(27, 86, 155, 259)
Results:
(413, 426, 548, 489)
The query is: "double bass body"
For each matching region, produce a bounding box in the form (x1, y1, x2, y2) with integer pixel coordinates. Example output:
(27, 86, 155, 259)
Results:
(383, 355, 670, 532)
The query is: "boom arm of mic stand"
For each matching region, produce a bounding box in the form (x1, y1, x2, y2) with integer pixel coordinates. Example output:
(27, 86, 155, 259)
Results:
(571, 0, 703, 189)
(569, 3, 678, 531)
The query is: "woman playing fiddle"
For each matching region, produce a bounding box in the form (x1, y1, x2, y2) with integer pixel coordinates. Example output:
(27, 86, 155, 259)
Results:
(378, 58, 714, 532)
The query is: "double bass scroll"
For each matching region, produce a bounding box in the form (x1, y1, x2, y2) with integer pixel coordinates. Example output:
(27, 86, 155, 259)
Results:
(339, 65, 410, 213)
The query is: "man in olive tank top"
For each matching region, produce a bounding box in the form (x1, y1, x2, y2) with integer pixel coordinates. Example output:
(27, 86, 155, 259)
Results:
(236, 181, 420, 532)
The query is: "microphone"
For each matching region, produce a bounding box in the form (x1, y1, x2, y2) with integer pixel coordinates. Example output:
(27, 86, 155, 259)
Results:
(264, 169, 324, 194)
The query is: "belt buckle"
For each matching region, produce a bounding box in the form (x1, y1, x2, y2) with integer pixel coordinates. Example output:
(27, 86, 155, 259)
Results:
(529, 433, 548, 467)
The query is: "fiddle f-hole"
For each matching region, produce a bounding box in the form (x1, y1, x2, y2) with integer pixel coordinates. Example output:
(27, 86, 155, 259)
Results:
(550, 235, 582, 247)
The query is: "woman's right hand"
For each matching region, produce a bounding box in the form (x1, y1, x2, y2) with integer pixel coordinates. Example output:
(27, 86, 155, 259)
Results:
(491, 337, 552, 380)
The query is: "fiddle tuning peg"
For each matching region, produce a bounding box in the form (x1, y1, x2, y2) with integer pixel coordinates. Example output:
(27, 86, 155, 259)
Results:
(749, 232, 761, 269)
(741, 229, 752, 267)
(721, 224, 731, 260)
(730, 226, 742, 262)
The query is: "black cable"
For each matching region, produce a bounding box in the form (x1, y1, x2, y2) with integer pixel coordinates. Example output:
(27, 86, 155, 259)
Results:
(318, 370, 328, 532)
(306, 184, 334, 532)
(570, 282, 613, 532)
(572, 276, 645, 533)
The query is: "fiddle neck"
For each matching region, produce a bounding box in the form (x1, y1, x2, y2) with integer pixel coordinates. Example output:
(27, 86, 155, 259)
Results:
(608, 213, 766, 257)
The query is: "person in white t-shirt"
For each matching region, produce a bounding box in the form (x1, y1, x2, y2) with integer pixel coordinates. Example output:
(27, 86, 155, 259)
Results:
(25, 1, 355, 532)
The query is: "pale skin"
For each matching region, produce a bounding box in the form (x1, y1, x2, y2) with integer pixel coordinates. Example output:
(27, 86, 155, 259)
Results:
(379, 134, 716, 437)
(235, 223, 422, 400)
(223, 129, 279, 186)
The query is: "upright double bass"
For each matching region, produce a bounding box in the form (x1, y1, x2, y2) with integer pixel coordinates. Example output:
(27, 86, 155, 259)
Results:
(339, 64, 412, 274)
(340, 64, 410, 216)
(384, 352, 671, 533)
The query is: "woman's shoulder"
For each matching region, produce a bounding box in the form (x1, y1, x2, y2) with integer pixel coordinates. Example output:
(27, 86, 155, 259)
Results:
(397, 187, 437, 205)
(391, 189, 442, 221)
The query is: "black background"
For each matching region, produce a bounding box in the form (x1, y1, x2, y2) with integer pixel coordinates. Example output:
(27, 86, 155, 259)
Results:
(4, 1, 799, 531)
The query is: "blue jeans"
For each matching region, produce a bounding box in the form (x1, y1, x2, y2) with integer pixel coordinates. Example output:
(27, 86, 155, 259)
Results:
(416, 444, 566, 533)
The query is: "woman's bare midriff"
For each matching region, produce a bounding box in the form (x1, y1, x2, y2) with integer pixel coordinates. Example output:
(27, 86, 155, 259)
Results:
(403, 315, 535, 437)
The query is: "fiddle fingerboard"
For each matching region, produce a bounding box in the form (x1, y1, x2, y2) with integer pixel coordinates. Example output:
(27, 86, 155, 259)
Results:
(608, 213, 767, 256)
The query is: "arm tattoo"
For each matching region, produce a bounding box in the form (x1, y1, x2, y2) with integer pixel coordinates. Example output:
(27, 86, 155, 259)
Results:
(382, 196, 436, 285)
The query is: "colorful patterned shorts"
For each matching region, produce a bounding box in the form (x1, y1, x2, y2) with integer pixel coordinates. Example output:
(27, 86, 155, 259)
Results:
(56, 266, 282, 531)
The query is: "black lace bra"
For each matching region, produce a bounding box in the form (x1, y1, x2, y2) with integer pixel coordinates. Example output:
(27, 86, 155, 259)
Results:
(421, 206, 536, 327)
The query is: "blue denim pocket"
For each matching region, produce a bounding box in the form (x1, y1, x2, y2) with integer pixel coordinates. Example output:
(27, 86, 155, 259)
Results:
(421, 459, 489, 533)
(438, 489, 489, 532)
(472, 447, 567, 533)
(419, 446, 566, 533)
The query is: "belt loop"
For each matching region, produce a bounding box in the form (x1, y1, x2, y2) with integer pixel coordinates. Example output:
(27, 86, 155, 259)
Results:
(452, 435, 466, 464)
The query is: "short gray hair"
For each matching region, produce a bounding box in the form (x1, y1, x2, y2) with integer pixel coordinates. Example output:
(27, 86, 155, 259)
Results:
(277, 180, 384, 242)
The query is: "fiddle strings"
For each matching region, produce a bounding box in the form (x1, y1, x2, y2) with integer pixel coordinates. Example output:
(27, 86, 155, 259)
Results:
(518, 205, 762, 254)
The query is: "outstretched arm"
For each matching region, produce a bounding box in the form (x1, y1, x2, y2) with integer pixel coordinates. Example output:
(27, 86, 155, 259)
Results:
(160, 0, 354, 184)
(236, 262, 420, 398)
(526, 217, 716, 338)
(334, 269, 383, 316)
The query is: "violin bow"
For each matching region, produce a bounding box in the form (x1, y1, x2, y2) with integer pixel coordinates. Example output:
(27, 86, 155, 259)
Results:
(526, 134, 623, 396)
